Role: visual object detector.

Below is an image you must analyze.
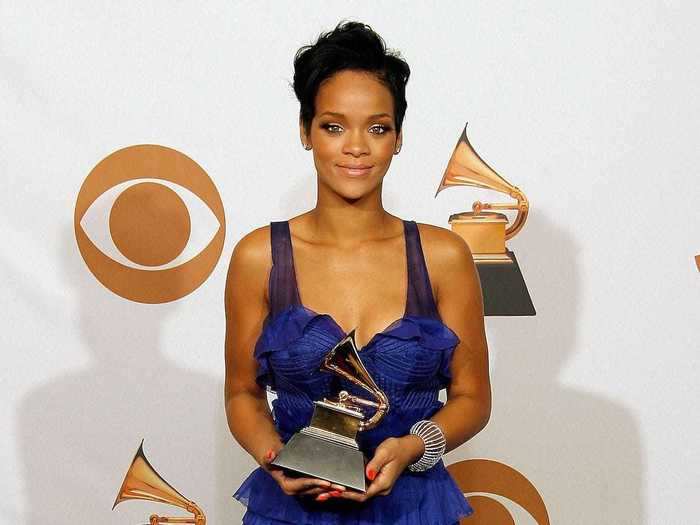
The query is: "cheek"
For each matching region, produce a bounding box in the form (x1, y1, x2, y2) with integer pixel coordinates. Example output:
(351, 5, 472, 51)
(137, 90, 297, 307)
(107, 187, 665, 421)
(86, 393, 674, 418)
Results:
(311, 146, 337, 176)
(375, 141, 397, 164)
(310, 135, 339, 162)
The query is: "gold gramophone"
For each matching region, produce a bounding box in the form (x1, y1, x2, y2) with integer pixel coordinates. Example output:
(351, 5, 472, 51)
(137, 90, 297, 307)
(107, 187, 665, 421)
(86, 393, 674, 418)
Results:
(271, 329, 389, 492)
(435, 122, 535, 316)
(113, 439, 205, 525)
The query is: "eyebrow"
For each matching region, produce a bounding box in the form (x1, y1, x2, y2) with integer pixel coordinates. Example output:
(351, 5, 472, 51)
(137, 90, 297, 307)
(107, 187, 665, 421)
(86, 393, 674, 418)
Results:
(318, 111, 393, 120)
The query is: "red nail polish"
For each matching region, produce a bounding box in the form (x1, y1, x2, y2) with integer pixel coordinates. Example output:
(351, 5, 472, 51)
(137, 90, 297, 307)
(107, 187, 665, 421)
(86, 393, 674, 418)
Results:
(317, 493, 330, 501)
(330, 490, 342, 497)
(367, 468, 376, 480)
(265, 450, 273, 460)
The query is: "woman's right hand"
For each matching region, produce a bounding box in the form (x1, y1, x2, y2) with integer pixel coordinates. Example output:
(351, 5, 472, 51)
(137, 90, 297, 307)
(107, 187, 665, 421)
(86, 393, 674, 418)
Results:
(261, 448, 347, 499)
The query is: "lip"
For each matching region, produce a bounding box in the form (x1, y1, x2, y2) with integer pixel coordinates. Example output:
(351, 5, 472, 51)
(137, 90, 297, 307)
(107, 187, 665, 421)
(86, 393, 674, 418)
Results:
(337, 164, 373, 177)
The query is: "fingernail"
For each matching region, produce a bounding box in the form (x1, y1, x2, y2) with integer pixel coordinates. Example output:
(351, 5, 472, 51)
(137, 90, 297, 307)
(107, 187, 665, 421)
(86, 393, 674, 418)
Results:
(316, 494, 330, 501)
(329, 490, 343, 497)
(367, 468, 376, 480)
(265, 450, 273, 460)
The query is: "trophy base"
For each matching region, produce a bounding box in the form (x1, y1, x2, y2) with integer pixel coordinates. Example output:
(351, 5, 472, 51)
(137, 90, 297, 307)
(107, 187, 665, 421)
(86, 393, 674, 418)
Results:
(473, 252, 513, 264)
(448, 211, 508, 254)
(271, 431, 367, 492)
(475, 249, 535, 316)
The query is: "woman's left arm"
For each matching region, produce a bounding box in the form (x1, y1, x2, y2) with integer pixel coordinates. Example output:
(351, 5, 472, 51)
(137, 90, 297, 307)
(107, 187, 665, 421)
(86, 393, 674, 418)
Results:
(328, 228, 491, 502)
(421, 227, 492, 450)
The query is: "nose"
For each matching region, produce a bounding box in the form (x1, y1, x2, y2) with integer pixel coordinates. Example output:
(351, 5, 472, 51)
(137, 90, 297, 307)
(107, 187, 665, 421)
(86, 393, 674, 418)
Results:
(342, 129, 370, 157)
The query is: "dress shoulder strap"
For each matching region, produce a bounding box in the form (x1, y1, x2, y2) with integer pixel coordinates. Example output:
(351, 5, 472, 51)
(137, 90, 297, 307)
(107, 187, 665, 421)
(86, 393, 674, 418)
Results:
(404, 220, 441, 319)
(269, 221, 301, 317)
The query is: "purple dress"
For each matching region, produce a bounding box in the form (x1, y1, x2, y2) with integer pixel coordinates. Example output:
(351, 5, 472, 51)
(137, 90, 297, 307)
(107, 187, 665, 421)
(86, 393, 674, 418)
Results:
(233, 220, 473, 525)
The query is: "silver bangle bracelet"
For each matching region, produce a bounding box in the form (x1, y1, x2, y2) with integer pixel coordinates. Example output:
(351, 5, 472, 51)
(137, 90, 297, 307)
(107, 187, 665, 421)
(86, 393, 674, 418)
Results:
(407, 419, 446, 472)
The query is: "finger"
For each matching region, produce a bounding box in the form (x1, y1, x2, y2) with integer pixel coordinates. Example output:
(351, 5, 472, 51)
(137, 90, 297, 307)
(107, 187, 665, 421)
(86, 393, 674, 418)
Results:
(284, 476, 332, 493)
(266, 470, 293, 495)
(266, 468, 326, 487)
(291, 477, 344, 492)
(365, 448, 391, 481)
(307, 487, 347, 499)
(262, 448, 277, 464)
(261, 449, 281, 472)
(267, 469, 285, 484)
(362, 466, 397, 499)
(363, 480, 389, 499)
(264, 464, 284, 476)
(297, 482, 345, 495)
(297, 486, 331, 496)
(331, 488, 367, 502)
(267, 470, 329, 495)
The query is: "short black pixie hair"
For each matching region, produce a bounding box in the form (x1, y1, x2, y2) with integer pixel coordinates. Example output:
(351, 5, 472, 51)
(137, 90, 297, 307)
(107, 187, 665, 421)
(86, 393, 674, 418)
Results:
(293, 20, 411, 137)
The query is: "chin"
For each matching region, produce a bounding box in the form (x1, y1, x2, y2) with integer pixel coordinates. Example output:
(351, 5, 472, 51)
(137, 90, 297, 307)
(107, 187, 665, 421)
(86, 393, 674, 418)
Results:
(319, 170, 383, 197)
(324, 179, 371, 200)
(337, 186, 369, 200)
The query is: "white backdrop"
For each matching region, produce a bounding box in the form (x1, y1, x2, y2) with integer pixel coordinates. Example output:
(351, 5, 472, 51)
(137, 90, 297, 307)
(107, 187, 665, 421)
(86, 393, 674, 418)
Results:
(2, 2, 698, 524)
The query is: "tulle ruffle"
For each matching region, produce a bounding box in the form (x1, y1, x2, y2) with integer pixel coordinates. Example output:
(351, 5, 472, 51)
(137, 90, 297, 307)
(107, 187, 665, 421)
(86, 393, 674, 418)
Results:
(253, 305, 341, 390)
(375, 315, 460, 389)
(233, 461, 473, 525)
(254, 304, 461, 390)
(376, 315, 460, 351)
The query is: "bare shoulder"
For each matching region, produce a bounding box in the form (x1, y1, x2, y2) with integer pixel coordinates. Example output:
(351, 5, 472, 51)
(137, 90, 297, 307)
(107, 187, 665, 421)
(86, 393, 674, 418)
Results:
(414, 222, 476, 302)
(230, 223, 272, 267)
(415, 222, 474, 268)
(226, 224, 273, 302)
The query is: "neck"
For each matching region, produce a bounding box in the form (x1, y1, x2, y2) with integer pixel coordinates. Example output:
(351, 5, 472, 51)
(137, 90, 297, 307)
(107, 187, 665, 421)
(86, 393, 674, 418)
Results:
(304, 187, 400, 245)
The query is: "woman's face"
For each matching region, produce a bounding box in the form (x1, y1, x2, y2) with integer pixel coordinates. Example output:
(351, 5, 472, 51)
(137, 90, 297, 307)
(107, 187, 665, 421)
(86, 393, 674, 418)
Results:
(301, 69, 402, 199)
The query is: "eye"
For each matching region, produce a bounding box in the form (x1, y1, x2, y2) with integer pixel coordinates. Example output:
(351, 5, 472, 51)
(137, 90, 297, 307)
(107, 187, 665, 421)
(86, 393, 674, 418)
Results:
(321, 123, 343, 134)
(447, 459, 550, 525)
(369, 124, 391, 134)
(74, 144, 226, 304)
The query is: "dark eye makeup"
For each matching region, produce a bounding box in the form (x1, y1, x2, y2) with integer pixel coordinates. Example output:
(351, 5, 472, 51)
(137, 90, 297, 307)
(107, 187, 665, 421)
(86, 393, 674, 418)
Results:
(319, 123, 393, 134)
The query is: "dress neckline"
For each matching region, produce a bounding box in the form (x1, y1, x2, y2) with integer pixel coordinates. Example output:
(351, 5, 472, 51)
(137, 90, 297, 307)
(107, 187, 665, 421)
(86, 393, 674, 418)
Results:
(285, 219, 410, 352)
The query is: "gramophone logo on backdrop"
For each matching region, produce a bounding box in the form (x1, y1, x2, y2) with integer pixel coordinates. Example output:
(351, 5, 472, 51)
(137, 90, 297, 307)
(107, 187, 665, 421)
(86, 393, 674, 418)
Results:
(448, 459, 549, 524)
(74, 144, 225, 303)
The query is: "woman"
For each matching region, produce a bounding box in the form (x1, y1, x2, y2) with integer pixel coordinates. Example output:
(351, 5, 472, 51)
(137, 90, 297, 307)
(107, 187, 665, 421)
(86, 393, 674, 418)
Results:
(225, 20, 491, 525)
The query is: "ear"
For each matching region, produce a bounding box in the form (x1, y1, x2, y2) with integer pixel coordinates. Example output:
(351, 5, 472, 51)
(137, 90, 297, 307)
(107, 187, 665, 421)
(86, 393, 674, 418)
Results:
(299, 118, 310, 148)
(394, 130, 403, 152)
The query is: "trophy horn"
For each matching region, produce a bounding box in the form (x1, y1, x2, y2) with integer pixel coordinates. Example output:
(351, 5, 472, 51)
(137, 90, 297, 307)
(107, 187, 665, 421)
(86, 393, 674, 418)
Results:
(113, 439, 205, 525)
(434, 122, 529, 240)
(321, 329, 389, 430)
(270, 331, 392, 492)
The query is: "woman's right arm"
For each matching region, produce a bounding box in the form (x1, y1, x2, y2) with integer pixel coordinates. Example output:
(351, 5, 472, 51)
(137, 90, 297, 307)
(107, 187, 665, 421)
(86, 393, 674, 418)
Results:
(223, 228, 345, 498)
(224, 227, 282, 466)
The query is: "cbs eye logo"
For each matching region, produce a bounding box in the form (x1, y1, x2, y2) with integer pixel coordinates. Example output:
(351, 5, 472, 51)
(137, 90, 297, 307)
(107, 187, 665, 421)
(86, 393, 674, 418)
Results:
(74, 144, 225, 304)
(448, 459, 549, 524)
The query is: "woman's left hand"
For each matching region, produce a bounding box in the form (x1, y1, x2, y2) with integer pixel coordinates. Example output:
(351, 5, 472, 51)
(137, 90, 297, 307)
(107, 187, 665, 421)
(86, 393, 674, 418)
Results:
(314, 435, 424, 503)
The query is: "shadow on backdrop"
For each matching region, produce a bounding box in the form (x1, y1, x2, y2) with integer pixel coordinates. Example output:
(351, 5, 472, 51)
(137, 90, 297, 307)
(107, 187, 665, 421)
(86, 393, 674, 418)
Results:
(460, 209, 644, 524)
(19, 227, 246, 525)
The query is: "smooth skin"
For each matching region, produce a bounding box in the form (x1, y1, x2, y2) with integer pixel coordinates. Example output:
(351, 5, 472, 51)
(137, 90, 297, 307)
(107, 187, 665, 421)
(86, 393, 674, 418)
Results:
(224, 69, 491, 503)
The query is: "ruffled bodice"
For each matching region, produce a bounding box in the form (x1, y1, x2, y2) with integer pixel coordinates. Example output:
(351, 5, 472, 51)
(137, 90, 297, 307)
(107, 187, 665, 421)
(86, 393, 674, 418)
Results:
(254, 303, 461, 454)
(233, 220, 473, 525)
